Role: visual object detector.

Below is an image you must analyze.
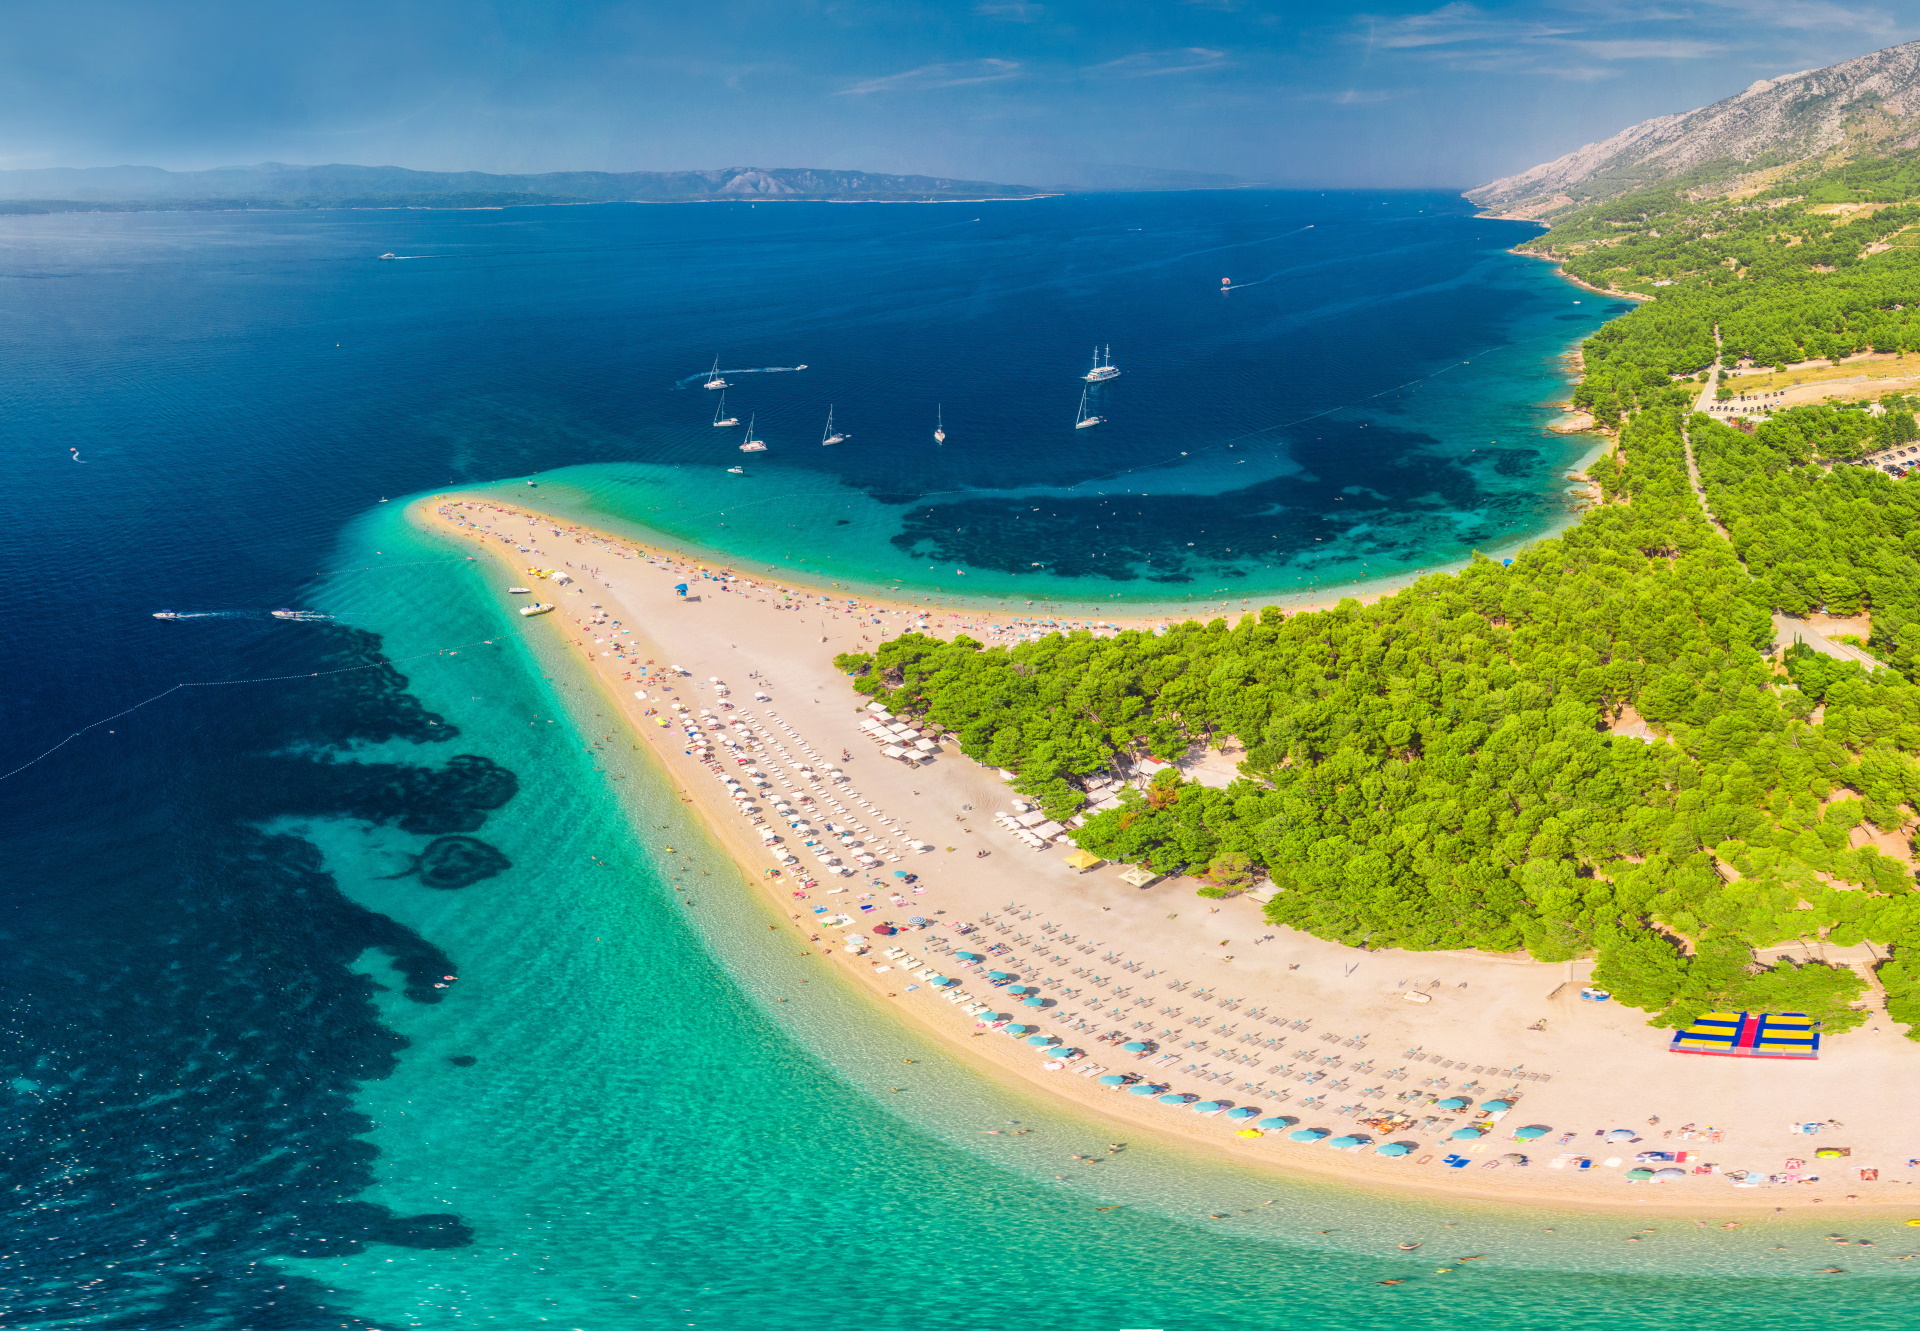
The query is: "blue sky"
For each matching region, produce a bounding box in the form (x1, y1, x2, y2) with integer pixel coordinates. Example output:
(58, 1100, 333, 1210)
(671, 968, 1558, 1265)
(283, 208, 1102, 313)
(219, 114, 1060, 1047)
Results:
(3, 0, 1916, 187)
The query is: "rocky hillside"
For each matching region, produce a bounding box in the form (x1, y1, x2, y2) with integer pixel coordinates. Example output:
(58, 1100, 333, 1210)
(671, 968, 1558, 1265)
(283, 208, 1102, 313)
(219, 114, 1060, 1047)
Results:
(0, 163, 1044, 209)
(1470, 38, 1920, 219)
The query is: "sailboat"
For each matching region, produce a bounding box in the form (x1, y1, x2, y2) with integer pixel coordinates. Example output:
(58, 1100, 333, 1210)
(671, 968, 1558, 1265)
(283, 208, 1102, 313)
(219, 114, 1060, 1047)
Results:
(712, 392, 738, 428)
(739, 414, 767, 452)
(704, 356, 728, 391)
(1074, 387, 1105, 429)
(1083, 345, 1120, 382)
(821, 406, 846, 446)
(933, 405, 946, 445)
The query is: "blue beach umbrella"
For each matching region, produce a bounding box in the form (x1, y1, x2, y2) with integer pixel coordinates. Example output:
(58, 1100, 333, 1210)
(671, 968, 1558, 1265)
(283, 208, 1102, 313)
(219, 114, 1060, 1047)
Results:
(1156, 1092, 1195, 1105)
(1192, 1101, 1224, 1114)
(1450, 1126, 1487, 1140)
(1513, 1125, 1550, 1140)
(1025, 1035, 1056, 1047)
(987, 971, 1012, 980)
(1129, 1083, 1168, 1096)
(1377, 1142, 1414, 1157)
(930, 976, 957, 987)
(1435, 1097, 1469, 1110)
(1289, 1128, 1330, 1142)
(1479, 1099, 1513, 1111)
(955, 951, 984, 962)
(1098, 1074, 1130, 1086)
(1224, 1106, 1259, 1121)
(978, 1012, 1009, 1023)
(1328, 1135, 1368, 1149)
(1257, 1116, 1298, 1131)
(1005, 1024, 1035, 1035)
(1006, 984, 1034, 995)
(1121, 1041, 1149, 1052)
(1022, 995, 1046, 1007)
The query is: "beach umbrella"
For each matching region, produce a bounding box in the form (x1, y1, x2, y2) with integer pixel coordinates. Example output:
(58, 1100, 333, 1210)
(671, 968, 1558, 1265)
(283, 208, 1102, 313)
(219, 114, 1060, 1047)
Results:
(1653, 1167, 1686, 1181)
(1328, 1135, 1367, 1149)
(1225, 1107, 1259, 1121)
(1005, 1024, 1035, 1035)
(1006, 984, 1034, 995)
(1025, 1035, 1056, 1047)
(1377, 1143, 1414, 1157)
(893, 871, 909, 879)
(1513, 1126, 1549, 1140)
(1289, 1128, 1330, 1142)
(1097, 1074, 1129, 1086)
(1501, 1153, 1529, 1164)
(1624, 1168, 1655, 1182)
(930, 976, 957, 987)
(1479, 1099, 1513, 1111)
(1192, 1101, 1224, 1114)
(872, 924, 897, 936)
(988, 971, 1013, 980)
(1235, 1129, 1264, 1139)
(1814, 1148, 1846, 1159)
(955, 951, 984, 961)
(978, 1012, 1009, 1023)
(1450, 1127, 1486, 1140)
(1129, 1084, 1167, 1096)
(1022, 996, 1046, 1007)
(1157, 1092, 1195, 1105)
(1257, 1117, 1298, 1131)
(1121, 1041, 1150, 1052)
(1052, 1048, 1083, 1060)
(1606, 1128, 1636, 1142)
(1435, 1097, 1469, 1110)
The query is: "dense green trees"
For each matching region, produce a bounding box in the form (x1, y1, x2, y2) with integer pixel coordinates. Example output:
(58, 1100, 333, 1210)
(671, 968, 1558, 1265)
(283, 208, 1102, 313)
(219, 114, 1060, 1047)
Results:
(832, 169, 1920, 1039)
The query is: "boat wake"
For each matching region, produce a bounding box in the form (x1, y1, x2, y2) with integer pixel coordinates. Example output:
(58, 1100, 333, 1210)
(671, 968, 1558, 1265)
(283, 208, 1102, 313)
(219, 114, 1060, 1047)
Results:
(150, 609, 334, 622)
(672, 365, 809, 389)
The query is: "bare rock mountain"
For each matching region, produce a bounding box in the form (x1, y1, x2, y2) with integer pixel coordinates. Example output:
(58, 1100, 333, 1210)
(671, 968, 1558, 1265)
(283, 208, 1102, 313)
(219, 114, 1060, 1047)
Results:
(1469, 39, 1920, 219)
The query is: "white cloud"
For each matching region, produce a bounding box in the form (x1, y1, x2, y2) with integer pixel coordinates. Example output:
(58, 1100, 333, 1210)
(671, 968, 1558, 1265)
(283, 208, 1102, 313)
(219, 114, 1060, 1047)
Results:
(1084, 48, 1233, 78)
(973, 2, 1046, 21)
(1365, 3, 1579, 50)
(1698, 0, 1895, 33)
(836, 59, 1023, 96)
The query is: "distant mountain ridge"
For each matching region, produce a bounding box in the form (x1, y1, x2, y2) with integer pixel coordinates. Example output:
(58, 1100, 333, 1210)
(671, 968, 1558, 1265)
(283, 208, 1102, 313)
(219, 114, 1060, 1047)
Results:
(1469, 38, 1920, 220)
(0, 162, 1046, 210)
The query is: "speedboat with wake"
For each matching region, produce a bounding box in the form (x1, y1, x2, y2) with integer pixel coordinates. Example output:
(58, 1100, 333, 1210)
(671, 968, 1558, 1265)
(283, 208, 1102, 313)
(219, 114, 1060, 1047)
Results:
(933, 404, 945, 444)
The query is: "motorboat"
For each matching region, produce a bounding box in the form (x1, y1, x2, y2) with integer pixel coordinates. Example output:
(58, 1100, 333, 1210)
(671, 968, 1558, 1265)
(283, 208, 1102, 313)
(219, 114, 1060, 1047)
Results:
(152, 611, 188, 620)
(507, 586, 533, 594)
(519, 602, 555, 617)
(934, 404, 946, 444)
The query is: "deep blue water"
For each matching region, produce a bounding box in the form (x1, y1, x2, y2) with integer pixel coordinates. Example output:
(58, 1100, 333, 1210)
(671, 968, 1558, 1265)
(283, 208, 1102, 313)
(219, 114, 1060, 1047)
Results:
(8, 194, 1900, 1330)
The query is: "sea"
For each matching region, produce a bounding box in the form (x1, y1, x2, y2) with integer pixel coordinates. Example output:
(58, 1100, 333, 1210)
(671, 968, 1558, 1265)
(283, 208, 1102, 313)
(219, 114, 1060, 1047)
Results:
(0, 191, 1909, 1331)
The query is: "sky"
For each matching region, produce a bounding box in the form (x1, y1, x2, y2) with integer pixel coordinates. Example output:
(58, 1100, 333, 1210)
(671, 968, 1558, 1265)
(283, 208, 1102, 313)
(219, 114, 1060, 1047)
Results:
(3, 0, 1918, 189)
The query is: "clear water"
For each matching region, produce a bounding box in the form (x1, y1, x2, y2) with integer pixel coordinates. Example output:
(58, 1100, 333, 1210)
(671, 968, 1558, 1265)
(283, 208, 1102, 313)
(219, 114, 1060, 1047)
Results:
(0, 198, 1903, 1331)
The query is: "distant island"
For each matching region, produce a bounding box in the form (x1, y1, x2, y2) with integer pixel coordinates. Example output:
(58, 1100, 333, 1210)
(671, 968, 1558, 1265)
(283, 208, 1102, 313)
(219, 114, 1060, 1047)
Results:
(0, 163, 1050, 214)
(0, 161, 1252, 215)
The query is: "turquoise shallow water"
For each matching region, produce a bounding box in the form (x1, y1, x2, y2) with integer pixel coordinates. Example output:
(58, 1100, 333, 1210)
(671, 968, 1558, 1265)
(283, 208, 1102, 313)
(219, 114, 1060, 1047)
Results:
(269, 503, 1920, 1328)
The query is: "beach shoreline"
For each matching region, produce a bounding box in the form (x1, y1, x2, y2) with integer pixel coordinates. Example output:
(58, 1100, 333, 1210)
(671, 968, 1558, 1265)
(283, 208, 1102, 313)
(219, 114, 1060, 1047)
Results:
(408, 493, 1920, 1217)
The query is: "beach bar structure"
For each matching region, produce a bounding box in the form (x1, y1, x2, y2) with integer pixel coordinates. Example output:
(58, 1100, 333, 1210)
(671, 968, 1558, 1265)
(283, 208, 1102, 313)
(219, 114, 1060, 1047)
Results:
(1668, 1010, 1821, 1059)
(1119, 866, 1161, 889)
(1063, 849, 1103, 873)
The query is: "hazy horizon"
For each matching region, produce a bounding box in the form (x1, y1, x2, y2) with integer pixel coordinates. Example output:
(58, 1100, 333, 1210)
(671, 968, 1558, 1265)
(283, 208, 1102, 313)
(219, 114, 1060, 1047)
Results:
(5, 1, 1917, 191)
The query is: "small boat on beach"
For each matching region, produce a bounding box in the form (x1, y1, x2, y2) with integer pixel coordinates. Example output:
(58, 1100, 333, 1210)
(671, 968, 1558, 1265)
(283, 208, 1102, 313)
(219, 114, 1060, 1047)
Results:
(1083, 345, 1120, 382)
(704, 356, 728, 391)
(712, 392, 737, 428)
(519, 602, 555, 617)
(507, 586, 533, 594)
(933, 404, 946, 445)
(821, 406, 845, 446)
(1074, 387, 1104, 430)
(739, 414, 767, 452)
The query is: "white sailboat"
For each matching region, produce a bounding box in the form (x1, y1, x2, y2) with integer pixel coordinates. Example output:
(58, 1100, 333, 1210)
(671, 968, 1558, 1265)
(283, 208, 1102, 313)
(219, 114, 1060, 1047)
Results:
(712, 392, 737, 428)
(1074, 387, 1104, 429)
(1083, 345, 1120, 382)
(704, 356, 728, 391)
(821, 406, 846, 446)
(739, 414, 767, 452)
(933, 404, 946, 445)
